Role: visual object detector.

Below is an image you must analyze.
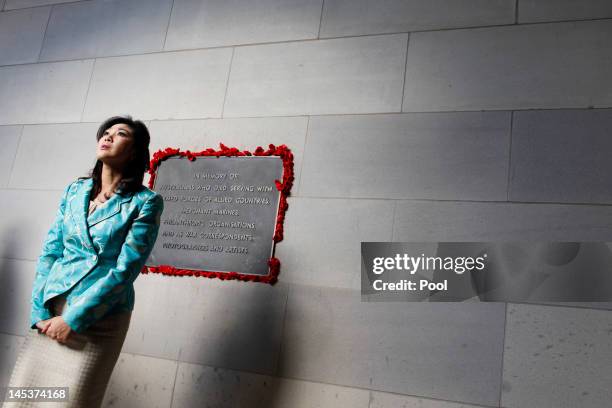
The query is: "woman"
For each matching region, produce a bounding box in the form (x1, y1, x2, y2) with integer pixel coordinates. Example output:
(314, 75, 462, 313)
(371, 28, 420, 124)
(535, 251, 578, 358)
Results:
(4, 115, 164, 407)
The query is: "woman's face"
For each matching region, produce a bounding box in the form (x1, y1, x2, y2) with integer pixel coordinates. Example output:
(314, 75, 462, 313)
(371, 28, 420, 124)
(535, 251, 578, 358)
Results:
(96, 123, 135, 167)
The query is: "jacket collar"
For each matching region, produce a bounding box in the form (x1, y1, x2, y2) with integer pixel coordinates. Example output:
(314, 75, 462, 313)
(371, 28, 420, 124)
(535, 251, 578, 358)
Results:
(69, 178, 134, 253)
(83, 178, 134, 227)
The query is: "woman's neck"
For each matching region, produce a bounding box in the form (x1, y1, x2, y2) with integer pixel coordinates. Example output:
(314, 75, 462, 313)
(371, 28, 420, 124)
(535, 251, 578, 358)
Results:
(100, 163, 123, 194)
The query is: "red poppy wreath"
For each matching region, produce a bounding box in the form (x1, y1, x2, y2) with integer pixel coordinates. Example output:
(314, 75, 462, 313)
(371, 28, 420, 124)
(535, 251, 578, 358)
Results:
(140, 143, 294, 285)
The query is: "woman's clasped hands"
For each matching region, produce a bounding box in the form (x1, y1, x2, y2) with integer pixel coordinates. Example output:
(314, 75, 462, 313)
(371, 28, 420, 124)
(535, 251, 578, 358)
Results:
(35, 317, 73, 343)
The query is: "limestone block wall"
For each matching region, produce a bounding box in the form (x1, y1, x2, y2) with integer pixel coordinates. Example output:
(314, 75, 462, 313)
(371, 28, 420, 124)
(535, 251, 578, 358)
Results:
(1, 1, 611, 407)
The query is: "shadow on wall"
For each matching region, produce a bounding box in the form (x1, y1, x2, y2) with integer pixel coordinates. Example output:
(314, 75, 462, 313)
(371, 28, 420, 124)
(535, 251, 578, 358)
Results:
(0, 225, 24, 332)
(185, 283, 287, 407)
(0, 225, 26, 400)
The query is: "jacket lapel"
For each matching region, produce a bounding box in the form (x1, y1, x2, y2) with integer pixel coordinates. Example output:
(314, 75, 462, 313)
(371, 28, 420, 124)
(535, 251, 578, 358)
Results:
(87, 186, 134, 227)
(68, 178, 134, 254)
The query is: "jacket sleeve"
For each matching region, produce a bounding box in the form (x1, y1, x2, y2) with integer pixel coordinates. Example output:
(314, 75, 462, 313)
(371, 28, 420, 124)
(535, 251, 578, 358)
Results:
(30, 182, 72, 329)
(61, 192, 164, 333)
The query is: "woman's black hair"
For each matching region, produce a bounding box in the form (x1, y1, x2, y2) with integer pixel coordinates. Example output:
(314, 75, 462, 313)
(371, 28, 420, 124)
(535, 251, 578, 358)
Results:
(79, 115, 151, 197)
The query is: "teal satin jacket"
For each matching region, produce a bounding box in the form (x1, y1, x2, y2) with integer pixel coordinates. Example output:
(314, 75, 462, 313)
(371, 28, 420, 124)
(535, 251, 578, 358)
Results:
(30, 177, 164, 333)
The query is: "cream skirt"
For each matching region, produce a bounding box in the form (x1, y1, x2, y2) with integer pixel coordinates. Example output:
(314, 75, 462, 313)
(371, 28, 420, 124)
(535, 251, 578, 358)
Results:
(2, 297, 131, 408)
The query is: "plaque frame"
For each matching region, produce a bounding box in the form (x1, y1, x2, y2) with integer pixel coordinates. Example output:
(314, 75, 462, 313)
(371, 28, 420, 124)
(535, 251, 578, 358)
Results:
(140, 143, 294, 285)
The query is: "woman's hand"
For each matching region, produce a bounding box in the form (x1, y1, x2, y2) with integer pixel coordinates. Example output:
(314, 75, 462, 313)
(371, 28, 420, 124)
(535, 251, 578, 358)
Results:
(44, 316, 73, 343)
(35, 319, 52, 333)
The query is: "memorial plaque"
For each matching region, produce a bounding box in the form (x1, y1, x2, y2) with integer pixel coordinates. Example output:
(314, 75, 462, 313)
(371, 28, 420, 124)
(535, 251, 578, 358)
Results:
(143, 145, 294, 283)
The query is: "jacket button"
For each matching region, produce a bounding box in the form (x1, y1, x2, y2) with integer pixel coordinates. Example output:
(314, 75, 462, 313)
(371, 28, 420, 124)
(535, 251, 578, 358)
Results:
(92, 255, 98, 261)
